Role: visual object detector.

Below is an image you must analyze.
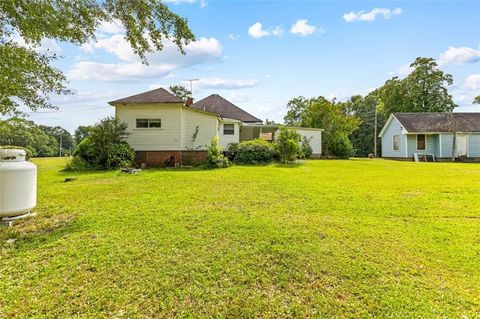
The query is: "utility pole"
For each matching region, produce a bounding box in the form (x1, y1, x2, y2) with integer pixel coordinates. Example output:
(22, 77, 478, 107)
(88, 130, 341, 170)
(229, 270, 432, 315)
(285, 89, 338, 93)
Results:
(374, 106, 378, 158)
(59, 133, 63, 157)
(183, 79, 199, 98)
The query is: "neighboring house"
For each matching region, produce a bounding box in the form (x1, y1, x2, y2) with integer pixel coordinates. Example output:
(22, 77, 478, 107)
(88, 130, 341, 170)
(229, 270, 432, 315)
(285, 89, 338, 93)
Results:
(379, 113, 480, 161)
(109, 87, 323, 166)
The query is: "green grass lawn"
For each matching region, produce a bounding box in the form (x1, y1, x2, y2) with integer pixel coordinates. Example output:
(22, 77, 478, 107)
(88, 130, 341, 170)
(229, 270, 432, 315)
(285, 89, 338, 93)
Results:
(1, 158, 479, 318)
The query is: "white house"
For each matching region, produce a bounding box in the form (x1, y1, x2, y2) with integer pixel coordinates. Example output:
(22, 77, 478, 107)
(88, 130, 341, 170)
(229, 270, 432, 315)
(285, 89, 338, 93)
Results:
(109, 87, 323, 166)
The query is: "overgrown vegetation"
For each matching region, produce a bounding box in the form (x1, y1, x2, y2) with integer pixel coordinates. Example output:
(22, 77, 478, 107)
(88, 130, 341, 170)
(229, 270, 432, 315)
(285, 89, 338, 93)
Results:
(1, 158, 479, 318)
(285, 57, 458, 157)
(0, 117, 74, 156)
(206, 136, 230, 168)
(0, 0, 194, 116)
(67, 117, 135, 170)
(228, 139, 278, 165)
(275, 127, 303, 162)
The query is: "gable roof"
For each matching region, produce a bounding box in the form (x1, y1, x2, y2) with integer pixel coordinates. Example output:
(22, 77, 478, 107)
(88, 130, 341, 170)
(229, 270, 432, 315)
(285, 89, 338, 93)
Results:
(380, 113, 480, 136)
(192, 94, 262, 123)
(109, 87, 183, 104)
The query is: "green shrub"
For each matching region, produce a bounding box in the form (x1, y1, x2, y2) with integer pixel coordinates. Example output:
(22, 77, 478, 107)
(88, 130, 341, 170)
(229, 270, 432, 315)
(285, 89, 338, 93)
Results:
(326, 133, 353, 159)
(206, 136, 230, 168)
(106, 142, 136, 169)
(0, 145, 34, 160)
(64, 156, 97, 171)
(300, 136, 313, 159)
(276, 127, 302, 163)
(224, 143, 239, 161)
(233, 139, 277, 164)
(73, 137, 101, 165)
(68, 117, 134, 170)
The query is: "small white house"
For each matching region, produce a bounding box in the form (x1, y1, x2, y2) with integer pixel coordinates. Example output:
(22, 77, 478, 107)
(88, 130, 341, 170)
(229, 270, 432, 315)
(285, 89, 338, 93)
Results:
(109, 88, 323, 166)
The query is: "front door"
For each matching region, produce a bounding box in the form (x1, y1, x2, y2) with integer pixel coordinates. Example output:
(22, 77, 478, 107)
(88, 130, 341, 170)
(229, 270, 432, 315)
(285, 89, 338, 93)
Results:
(456, 134, 468, 157)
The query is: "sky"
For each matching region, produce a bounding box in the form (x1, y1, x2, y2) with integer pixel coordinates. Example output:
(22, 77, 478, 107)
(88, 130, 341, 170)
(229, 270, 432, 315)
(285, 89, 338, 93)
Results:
(19, 0, 480, 132)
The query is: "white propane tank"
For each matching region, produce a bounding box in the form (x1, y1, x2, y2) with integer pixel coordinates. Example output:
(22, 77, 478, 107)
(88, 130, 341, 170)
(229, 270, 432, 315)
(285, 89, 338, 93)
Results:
(0, 149, 37, 218)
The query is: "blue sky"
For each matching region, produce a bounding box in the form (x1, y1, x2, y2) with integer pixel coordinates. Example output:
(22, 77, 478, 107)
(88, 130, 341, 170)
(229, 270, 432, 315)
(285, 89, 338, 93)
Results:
(22, 0, 480, 132)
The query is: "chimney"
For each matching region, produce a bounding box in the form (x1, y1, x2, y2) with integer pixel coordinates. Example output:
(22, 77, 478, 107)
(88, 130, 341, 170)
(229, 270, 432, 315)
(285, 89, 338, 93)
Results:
(185, 97, 193, 106)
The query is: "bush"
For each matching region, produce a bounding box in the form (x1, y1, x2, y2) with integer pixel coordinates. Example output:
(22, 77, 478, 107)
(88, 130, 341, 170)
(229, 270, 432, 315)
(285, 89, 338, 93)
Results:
(68, 117, 134, 170)
(206, 136, 230, 168)
(0, 145, 34, 160)
(106, 142, 136, 169)
(224, 143, 239, 161)
(276, 127, 302, 163)
(64, 156, 97, 171)
(233, 139, 277, 164)
(300, 136, 313, 159)
(326, 133, 353, 159)
(73, 137, 101, 165)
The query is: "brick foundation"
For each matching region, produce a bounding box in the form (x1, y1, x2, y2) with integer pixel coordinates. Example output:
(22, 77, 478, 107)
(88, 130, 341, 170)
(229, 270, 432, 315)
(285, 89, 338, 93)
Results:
(135, 151, 208, 167)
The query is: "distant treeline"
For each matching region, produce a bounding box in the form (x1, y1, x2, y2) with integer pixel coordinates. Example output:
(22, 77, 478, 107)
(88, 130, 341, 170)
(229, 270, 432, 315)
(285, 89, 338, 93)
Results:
(0, 117, 91, 157)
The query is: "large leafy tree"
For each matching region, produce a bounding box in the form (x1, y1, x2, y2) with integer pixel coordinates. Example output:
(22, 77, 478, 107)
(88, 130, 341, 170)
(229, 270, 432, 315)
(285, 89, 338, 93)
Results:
(0, 117, 59, 156)
(474, 95, 480, 104)
(0, 0, 195, 115)
(377, 57, 456, 114)
(74, 125, 93, 144)
(169, 85, 191, 101)
(39, 125, 75, 153)
(284, 96, 360, 157)
(340, 94, 386, 157)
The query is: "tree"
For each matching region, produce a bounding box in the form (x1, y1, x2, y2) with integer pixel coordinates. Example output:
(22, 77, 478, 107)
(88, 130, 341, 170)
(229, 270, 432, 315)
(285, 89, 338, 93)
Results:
(284, 96, 360, 157)
(169, 85, 191, 101)
(74, 125, 93, 144)
(39, 125, 75, 155)
(71, 117, 133, 169)
(276, 127, 302, 163)
(1, 1, 195, 115)
(474, 95, 480, 104)
(377, 57, 456, 114)
(0, 117, 58, 156)
(342, 94, 387, 157)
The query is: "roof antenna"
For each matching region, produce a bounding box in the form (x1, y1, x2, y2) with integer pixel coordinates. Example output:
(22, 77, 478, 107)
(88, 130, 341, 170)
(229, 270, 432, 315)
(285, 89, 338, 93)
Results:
(183, 79, 199, 99)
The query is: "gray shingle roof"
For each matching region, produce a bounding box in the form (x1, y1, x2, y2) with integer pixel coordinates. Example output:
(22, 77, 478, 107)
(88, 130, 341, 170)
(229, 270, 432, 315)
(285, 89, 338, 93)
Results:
(192, 94, 262, 123)
(394, 113, 480, 133)
(109, 87, 183, 104)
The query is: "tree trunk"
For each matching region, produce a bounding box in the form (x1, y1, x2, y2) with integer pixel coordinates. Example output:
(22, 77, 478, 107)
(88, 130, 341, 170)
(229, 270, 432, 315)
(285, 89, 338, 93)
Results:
(451, 132, 456, 162)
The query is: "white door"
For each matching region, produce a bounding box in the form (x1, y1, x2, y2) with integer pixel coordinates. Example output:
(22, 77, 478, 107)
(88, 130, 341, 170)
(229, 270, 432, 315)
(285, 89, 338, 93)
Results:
(456, 134, 467, 157)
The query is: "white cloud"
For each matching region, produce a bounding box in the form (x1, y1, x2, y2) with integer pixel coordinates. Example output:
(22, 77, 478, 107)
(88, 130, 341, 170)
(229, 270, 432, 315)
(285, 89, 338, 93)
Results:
(248, 22, 271, 38)
(10, 33, 62, 54)
(290, 19, 317, 36)
(196, 77, 259, 90)
(438, 46, 480, 66)
(228, 34, 240, 40)
(463, 74, 480, 91)
(248, 22, 283, 38)
(271, 26, 284, 37)
(163, 0, 206, 6)
(72, 37, 223, 81)
(229, 92, 250, 103)
(68, 62, 173, 82)
(343, 8, 402, 22)
(97, 19, 124, 35)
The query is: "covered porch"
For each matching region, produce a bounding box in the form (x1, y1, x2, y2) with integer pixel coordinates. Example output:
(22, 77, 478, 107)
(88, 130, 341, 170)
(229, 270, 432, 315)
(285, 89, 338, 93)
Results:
(240, 124, 279, 142)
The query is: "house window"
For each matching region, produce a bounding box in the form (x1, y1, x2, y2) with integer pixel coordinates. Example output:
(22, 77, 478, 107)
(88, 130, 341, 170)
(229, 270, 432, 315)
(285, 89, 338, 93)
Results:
(136, 119, 161, 128)
(223, 124, 234, 135)
(417, 134, 426, 150)
(393, 135, 400, 151)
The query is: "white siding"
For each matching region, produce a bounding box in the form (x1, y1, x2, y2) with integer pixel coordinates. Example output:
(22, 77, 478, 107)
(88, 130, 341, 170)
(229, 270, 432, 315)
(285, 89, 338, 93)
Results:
(115, 103, 182, 151)
(381, 117, 407, 158)
(181, 107, 219, 150)
(296, 129, 322, 155)
(273, 128, 323, 155)
(218, 119, 240, 149)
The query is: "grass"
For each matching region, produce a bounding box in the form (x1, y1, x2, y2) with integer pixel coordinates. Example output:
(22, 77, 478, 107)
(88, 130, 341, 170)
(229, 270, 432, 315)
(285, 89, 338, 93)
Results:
(1, 158, 479, 318)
